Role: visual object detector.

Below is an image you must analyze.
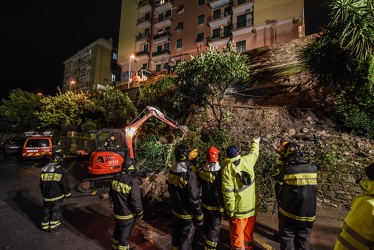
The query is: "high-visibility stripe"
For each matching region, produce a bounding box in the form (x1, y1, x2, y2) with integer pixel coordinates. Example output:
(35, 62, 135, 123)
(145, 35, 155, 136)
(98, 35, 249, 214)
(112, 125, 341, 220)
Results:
(279, 207, 315, 222)
(111, 180, 131, 194)
(342, 221, 374, 247)
(43, 194, 65, 202)
(336, 236, 359, 250)
(236, 206, 256, 216)
(223, 188, 234, 193)
(41, 173, 62, 181)
(114, 212, 136, 220)
(202, 202, 219, 211)
(204, 237, 218, 247)
(284, 173, 317, 186)
(168, 174, 187, 188)
(172, 210, 194, 220)
(199, 171, 216, 183)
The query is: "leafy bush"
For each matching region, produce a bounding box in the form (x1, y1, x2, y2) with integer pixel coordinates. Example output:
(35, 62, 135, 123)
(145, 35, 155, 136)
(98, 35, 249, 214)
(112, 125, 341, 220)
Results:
(81, 119, 97, 134)
(332, 99, 374, 138)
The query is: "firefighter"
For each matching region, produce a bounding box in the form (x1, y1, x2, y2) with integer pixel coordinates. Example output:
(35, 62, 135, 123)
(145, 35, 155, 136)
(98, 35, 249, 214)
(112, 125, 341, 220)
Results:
(52, 139, 64, 160)
(109, 158, 143, 250)
(105, 134, 116, 149)
(334, 162, 374, 250)
(39, 153, 71, 232)
(221, 138, 260, 250)
(273, 142, 317, 250)
(198, 146, 224, 250)
(168, 144, 204, 250)
(271, 141, 289, 206)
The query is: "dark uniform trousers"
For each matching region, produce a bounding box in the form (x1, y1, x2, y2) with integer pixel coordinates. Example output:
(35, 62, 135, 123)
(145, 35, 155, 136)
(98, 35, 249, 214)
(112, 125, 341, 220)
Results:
(172, 216, 195, 250)
(203, 210, 222, 250)
(278, 214, 312, 250)
(112, 217, 136, 250)
(41, 199, 63, 231)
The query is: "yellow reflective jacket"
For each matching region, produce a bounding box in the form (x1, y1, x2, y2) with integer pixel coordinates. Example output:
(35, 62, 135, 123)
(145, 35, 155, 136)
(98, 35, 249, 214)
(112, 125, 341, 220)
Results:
(221, 141, 259, 219)
(334, 180, 374, 250)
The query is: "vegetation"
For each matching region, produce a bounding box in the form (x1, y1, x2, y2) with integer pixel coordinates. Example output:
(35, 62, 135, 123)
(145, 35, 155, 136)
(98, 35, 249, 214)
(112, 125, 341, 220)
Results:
(174, 44, 249, 127)
(0, 89, 42, 132)
(36, 90, 94, 132)
(299, 0, 374, 137)
(92, 86, 137, 128)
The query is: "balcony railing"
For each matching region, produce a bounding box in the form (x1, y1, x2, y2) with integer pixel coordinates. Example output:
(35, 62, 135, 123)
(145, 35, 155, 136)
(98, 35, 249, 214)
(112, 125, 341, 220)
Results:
(135, 33, 150, 41)
(138, 0, 152, 8)
(135, 50, 150, 56)
(153, 31, 170, 40)
(152, 49, 170, 57)
(137, 16, 151, 25)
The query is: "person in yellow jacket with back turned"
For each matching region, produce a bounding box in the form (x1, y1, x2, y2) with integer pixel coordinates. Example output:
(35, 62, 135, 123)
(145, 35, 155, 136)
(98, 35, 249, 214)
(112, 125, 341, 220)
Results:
(221, 138, 260, 250)
(334, 162, 374, 250)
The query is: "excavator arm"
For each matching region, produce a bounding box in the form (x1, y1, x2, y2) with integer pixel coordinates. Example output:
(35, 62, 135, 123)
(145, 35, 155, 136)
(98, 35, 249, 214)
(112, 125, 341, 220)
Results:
(124, 106, 183, 159)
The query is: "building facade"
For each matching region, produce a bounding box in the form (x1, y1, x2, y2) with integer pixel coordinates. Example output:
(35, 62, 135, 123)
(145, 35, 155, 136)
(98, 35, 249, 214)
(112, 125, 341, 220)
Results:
(117, 0, 304, 87)
(63, 38, 119, 93)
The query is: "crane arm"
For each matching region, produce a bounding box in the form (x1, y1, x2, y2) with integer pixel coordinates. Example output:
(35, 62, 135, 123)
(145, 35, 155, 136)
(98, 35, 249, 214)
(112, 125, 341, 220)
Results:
(124, 106, 182, 159)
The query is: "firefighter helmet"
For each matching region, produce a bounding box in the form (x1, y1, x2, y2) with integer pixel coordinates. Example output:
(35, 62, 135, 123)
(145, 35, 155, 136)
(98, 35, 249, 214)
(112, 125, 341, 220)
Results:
(189, 149, 199, 161)
(174, 144, 190, 161)
(281, 142, 302, 158)
(207, 146, 220, 162)
(280, 141, 288, 151)
(50, 153, 62, 163)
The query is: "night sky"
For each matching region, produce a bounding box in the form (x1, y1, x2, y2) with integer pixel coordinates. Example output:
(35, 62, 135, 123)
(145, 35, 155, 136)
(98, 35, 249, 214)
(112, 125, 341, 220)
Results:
(0, 0, 122, 99)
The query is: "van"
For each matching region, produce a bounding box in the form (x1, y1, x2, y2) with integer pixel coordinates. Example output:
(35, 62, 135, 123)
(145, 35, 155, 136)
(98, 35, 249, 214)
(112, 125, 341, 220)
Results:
(22, 136, 53, 161)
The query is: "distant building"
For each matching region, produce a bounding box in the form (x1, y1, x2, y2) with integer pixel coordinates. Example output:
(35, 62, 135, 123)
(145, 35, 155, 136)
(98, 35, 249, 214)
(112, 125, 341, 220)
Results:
(116, 0, 306, 88)
(63, 38, 120, 93)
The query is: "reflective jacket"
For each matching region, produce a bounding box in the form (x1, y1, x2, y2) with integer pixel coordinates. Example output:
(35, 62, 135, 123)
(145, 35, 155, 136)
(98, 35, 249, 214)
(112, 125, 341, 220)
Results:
(334, 180, 374, 250)
(109, 171, 143, 221)
(39, 162, 71, 202)
(221, 141, 259, 219)
(198, 162, 224, 213)
(168, 161, 204, 222)
(273, 156, 317, 228)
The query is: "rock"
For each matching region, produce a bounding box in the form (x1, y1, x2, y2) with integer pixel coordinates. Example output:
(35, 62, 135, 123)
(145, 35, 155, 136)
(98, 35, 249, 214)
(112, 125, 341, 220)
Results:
(301, 127, 309, 133)
(287, 128, 296, 136)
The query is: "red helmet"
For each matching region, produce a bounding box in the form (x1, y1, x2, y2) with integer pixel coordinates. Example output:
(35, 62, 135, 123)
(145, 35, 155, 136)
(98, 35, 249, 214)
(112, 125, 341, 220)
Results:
(207, 146, 220, 162)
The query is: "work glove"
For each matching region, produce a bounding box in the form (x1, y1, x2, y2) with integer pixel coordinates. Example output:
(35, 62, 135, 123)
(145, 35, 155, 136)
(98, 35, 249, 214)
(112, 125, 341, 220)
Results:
(253, 137, 261, 144)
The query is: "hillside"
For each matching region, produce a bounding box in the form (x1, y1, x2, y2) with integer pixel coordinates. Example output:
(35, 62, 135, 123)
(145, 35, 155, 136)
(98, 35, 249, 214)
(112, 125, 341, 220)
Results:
(190, 36, 374, 210)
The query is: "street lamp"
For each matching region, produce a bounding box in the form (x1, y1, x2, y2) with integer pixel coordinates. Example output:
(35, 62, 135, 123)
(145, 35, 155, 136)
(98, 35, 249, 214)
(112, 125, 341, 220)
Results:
(70, 80, 75, 91)
(128, 55, 135, 89)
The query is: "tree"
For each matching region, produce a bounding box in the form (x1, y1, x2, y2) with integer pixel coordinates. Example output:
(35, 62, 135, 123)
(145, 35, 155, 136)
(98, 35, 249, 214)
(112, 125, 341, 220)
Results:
(92, 86, 137, 127)
(0, 89, 42, 131)
(174, 44, 249, 127)
(300, 0, 374, 88)
(36, 90, 94, 130)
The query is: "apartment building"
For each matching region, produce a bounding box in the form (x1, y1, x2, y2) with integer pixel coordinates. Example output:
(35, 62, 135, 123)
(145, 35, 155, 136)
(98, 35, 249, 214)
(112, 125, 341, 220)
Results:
(117, 0, 304, 87)
(63, 38, 119, 93)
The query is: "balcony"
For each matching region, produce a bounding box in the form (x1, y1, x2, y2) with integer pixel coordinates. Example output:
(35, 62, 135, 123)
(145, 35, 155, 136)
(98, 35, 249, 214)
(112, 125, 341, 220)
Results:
(154, 15, 171, 29)
(232, 0, 253, 14)
(155, 0, 172, 13)
(208, 14, 231, 28)
(135, 32, 150, 43)
(137, 16, 151, 28)
(138, 0, 152, 13)
(209, 0, 231, 9)
(152, 49, 170, 59)
(135, 50, 150, 61)
(153, 31, 170, 43)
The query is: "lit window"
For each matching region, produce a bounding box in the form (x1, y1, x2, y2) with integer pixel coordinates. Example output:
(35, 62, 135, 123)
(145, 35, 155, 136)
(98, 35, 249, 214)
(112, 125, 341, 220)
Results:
(176, 22, 183, 31)
(177, 4, 184, 14)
